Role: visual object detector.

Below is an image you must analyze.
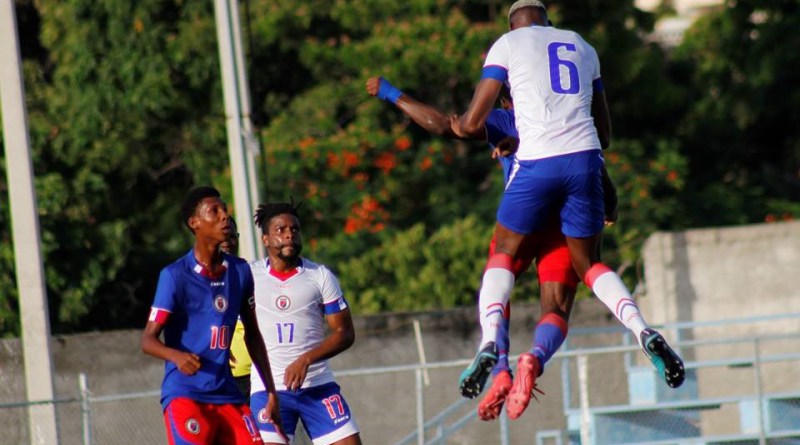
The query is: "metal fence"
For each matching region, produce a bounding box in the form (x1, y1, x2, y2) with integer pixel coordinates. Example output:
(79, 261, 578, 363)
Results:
(2, 313, 799, 445)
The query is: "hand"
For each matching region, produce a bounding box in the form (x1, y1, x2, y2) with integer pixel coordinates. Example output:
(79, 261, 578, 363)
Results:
(366, 76, 402, 103)
(173, 351, 201, 376)
(449, 114, 469, 138)
(493, 136, 519, 158)
(366, 77, 381, 96)
(265, 392, 289, 443)
(283, 355, 311, 391)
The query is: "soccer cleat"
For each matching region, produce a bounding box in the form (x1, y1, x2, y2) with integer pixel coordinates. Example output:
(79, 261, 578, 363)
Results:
(459, 342, 498, 399)
(506, 353, 543, 420)
(477, 370, 512, 421)
(641, 329, 685, 389)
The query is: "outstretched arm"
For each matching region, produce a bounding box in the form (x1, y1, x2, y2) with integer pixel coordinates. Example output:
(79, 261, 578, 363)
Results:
(283, 308, 356, 391)
(367, 76, 486, 140)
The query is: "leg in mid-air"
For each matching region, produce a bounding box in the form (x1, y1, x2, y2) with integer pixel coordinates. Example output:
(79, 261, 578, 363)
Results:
(569, 235, 685, 388)
(459, 224, 526, 399)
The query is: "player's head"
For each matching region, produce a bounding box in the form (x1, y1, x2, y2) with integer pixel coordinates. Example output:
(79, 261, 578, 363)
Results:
(181, 186, 231, 241)
(220, 216, 239, 255)
(508, 0, 548, 30)
(254, 200, 302, 262)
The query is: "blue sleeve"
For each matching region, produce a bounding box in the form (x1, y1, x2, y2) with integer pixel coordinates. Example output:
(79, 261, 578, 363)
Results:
(481, 65, 508, 83)
(152, 268, 178, 312)
(592, 77, 604, 93)
(485, 109, 517, 147)
(323, 296, 349, 315)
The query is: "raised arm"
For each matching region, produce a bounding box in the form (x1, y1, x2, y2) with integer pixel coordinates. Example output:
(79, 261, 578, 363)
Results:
(367, 76, 492, 141)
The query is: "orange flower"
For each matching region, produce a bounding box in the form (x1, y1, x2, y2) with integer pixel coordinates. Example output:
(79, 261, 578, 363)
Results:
(375, 152, 398, 174)
(666, 171, 679, 182)
(342, 151, 359, 168)
(394, 136, 412, 151)
(298, 137, 316, 150)
(420, 157, 433, 171)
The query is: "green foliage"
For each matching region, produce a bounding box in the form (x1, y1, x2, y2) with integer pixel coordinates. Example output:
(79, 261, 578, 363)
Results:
(1, 0, 797, 334)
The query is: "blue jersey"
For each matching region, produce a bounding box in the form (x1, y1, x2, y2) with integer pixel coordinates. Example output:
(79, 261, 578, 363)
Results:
(150, 250, 253, 409)
(485, 108, 518, 184)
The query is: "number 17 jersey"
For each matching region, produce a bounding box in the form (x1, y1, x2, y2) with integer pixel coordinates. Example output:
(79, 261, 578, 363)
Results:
(249, 258, 349, 393)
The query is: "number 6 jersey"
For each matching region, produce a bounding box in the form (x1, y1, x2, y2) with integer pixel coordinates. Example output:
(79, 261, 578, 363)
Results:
(249, 258, 349, 393)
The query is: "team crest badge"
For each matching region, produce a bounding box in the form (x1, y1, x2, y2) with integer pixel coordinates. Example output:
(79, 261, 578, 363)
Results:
(185, 418, 201, 434)
(213, 295, 228, 312)
(275, 295, 291, 311)
(258, 408, 268, 423)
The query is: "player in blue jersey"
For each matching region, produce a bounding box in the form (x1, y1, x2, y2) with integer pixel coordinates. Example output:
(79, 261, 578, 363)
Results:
(142, 186, 287, 445)
(249, 201, 362, 445)
(451, 0, 685, 419)
(367, 75, 602, 421)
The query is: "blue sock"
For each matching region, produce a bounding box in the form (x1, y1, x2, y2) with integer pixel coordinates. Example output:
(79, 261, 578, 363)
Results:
(531, 312, 568, 372)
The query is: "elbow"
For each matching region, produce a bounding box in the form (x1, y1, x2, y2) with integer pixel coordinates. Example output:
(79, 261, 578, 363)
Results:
(459, 120, 483, 138)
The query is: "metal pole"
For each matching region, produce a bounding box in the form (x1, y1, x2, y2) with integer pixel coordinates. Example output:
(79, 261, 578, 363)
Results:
(213, 0, 258, 262)
(413, 320, 430, 386)
(415, 368, 425, 445)
(578, 354, 591, 445)
(753, 338, 766, 445)
(227, 0, 263, 257)
(499, 409, 509, 445)
(0, 2, 60, 444)
(79, 373, 92, 445)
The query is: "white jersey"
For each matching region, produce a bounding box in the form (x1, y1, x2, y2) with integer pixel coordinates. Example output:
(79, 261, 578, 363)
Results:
(483, 25, 602, 161)
(249, 257, 348, 392)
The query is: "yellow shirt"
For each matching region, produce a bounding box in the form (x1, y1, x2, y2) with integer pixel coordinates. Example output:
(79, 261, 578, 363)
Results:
(229, 319, 253, 377)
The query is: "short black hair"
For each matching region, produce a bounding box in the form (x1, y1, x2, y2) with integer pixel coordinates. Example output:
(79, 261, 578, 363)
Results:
(181, 186, 221, 230)
(254, 199, 301, 234)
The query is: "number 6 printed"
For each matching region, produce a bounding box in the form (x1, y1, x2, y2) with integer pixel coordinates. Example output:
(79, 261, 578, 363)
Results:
(548, 42, 579, 94)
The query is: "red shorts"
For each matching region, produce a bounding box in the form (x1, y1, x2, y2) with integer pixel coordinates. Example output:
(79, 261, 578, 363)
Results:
(488, 225, 580, 289)
(164, 397, 263, 445)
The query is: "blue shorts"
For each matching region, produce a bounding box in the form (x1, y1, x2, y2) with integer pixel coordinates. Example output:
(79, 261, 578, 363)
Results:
(251, 382, 359, 445)
(498, 150, 605, 238)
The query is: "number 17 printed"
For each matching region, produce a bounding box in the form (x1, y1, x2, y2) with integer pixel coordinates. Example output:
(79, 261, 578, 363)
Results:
(276, 322, 295, 343)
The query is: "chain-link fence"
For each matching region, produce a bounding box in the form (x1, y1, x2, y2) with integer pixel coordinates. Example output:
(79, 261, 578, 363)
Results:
(3, 313, 800, 445)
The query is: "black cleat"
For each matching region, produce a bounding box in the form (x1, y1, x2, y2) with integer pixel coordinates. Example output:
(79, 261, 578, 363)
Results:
(459, 342, 498, 399)
(641, 329, 685, 389)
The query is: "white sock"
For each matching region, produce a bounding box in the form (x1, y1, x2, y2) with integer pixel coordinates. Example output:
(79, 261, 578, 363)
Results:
(586, 263, 649, 341)
(478, 256, 515, 349)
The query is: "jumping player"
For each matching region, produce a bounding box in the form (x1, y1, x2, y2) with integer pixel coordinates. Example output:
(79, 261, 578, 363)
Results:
(452, 0, 685, 419)
(249, 201, 362, 445)
(141, 186, 286, 444)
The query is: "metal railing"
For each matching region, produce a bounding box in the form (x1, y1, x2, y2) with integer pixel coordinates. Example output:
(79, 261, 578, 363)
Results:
(2, 312, 798, 445)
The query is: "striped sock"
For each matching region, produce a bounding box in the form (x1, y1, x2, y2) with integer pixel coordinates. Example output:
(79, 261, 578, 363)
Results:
(479, 253, 515, 349)
(585, 263, 649, 340)
(531, 312, 568, 370)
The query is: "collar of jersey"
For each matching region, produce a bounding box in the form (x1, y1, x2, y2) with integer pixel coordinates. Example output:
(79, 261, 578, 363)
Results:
(265, 257, 303, 281)
(188, 250, 229, 280)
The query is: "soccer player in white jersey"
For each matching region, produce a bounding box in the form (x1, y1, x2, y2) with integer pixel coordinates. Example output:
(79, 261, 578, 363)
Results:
(248, 201, 362, 445)
(451, 0, 685, 419)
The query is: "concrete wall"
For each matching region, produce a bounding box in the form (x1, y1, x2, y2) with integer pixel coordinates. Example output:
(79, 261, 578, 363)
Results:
(639, 220, 800, 327)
